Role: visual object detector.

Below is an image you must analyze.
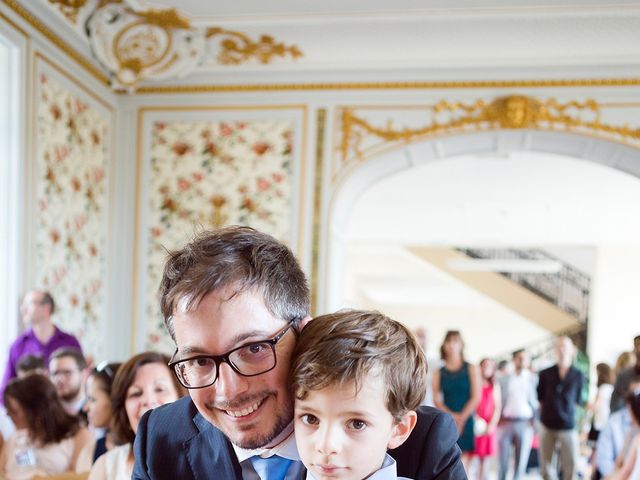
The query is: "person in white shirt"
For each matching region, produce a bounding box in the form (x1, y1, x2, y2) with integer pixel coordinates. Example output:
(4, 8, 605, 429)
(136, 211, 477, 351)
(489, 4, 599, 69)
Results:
(497, 349, 539, 480)
(291, 310, 427, 480)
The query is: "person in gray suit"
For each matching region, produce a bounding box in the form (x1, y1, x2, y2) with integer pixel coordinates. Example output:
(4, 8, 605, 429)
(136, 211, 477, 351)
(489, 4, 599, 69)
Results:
(133, 226, 466, 480)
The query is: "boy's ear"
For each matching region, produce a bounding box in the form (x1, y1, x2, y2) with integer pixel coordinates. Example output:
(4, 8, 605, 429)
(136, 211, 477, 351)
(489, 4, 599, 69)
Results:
(387, 410, 417, 450)
(298, 316, 313, 330)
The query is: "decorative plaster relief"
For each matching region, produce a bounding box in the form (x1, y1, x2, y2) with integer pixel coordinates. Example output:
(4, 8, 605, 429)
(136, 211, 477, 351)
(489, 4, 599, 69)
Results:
(143, 119, 294, 352)
(35, 71, 109, 361)
(337, 95, 640, 182)
(86, 4, 302, 91)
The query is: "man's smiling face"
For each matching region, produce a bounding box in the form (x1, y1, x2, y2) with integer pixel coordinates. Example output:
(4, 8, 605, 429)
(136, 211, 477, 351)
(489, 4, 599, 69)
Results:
(172, 287, 296, 449)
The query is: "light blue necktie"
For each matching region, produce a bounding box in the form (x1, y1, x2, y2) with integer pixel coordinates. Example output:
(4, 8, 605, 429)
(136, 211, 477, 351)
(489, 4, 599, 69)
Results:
(250, 455, 293, 480)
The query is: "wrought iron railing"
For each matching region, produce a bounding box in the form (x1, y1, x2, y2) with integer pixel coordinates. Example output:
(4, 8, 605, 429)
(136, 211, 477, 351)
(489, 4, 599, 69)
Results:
(457, 248, 590, 325)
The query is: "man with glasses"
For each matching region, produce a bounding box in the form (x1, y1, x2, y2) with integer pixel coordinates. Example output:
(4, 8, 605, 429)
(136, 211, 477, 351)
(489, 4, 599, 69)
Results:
(49, 347, 88, 417)
(133, 226, 465, 480)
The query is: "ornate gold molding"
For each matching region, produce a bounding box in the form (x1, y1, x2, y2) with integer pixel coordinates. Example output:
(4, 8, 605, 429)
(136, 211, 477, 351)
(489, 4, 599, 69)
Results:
(339, 95, 640, 163)
(135, 77, 640, 94)
(46, 0, 87, 23)
(206, 27, 303, 65)
(3, 0, 110, 86)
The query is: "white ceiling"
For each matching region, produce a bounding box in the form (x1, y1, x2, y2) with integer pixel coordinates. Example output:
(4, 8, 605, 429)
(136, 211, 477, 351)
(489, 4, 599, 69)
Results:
(129, 0, 640, 22)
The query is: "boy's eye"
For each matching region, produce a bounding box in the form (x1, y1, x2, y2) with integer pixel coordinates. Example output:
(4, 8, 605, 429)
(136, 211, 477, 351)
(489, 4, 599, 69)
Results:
(347, 419, 367, 431)
(300, 414, 319, 426)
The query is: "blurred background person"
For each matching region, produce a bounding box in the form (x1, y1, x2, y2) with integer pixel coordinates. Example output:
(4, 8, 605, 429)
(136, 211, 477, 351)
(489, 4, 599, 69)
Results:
(595, 375, 640, 479)
(415, 326, 440, 407)
(611, 336, 640, 413)
(433, 329, 480, 471)
(0, 374, 91, 479)
(49, 347, 88, 417)
(474, 357, 502, 480)
(497, 348, 538, 480)
(1, 291, 82, 398)
(589, 363, 616, 443)
(538, 336, 585, 480)
(75, 361, 121, 473)
(604, 392, 640, 480)
(88, 352, 185, 480)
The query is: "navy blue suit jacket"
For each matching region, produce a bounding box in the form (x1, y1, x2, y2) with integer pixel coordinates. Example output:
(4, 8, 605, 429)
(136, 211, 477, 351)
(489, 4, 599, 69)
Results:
(133, 396, 466, 479)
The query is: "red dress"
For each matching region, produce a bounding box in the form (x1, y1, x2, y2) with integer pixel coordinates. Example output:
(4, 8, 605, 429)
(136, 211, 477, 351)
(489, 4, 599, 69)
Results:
(474, 383, 497, 457)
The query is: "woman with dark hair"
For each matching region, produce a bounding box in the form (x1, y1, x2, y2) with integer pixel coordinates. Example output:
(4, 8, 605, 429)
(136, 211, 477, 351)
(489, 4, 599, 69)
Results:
(88, 352, 184, 480)
(605, 392, 640, 480)
(432, 330, 480, 472)
(0, 374, 92, 479)
(75, 361, 122, 472)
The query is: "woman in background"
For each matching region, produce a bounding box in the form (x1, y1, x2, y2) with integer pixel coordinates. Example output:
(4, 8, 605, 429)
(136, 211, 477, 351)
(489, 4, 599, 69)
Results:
(76, 361, 122, 473)
(88, 352, 184, 480)
(0, 374, 92, 479)
(473, 358, 502, 480)
(433, 330, 481, 471)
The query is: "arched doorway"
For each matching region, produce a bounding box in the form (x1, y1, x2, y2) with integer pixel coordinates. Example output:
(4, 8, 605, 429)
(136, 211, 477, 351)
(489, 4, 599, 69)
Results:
(319, 129, 640, 362)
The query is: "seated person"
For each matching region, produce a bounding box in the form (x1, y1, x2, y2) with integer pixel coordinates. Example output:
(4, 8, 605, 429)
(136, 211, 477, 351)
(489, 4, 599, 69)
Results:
(290, 309, 427, 480)
(75, 361, 122, 472)
(596, 375, 640, 478)
(15, 354, 47, 378)
(0, 374, 92, 479)
(88, 352, 184, 480)
(604, 391, 640, 480)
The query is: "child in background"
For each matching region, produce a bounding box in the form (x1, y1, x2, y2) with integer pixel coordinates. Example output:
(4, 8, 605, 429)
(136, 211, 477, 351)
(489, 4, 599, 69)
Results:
(290, 309, 428, 480)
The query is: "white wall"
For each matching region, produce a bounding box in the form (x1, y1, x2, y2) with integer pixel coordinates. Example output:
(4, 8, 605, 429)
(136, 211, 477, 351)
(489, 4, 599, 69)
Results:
(589, 246, 640, 365)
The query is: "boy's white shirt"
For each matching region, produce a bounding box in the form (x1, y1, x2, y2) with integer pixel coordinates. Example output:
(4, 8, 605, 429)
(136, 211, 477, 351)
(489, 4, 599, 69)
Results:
(306, 453, 412, 480)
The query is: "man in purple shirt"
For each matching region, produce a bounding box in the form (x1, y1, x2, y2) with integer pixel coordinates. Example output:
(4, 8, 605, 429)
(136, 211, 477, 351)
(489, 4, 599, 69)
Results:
(0, 290, 82, 396)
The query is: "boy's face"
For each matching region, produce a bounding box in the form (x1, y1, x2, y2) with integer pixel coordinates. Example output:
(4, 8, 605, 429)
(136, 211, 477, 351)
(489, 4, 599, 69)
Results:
(294, 375, 412, 480)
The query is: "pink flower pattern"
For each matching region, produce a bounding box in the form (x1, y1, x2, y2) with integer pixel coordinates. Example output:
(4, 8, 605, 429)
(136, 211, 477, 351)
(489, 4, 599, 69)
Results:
(144, 119, 294, 351)
(35, 73, 108, 360)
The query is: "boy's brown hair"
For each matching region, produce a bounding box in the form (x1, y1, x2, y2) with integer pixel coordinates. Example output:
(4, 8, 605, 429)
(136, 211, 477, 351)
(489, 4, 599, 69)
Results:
(291, 309, 428, 421)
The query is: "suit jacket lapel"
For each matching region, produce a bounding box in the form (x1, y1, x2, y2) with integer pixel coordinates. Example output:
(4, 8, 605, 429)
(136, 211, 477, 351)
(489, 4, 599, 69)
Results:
(183, 412, 243, 480)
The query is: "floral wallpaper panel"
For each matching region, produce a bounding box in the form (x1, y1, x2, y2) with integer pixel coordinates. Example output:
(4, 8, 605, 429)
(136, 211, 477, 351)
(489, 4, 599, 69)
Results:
(144, 119, 295, 352)
(35, 71, 109, 362)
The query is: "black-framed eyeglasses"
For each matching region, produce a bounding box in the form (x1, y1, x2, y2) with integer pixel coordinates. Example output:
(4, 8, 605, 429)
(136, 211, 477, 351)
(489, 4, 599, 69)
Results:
(168, 320, 297, 389)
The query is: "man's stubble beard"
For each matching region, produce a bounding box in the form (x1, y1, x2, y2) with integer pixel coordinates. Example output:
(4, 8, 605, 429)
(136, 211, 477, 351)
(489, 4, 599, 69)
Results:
(211, 390, 294, 450)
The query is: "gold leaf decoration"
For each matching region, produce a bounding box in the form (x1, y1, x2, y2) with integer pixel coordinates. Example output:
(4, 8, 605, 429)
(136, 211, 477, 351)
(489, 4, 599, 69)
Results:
(136, 8, 191, 30)
(340, 95, 640, 162)
(206, 27, 303, 65)
(47, 0, 87, 23)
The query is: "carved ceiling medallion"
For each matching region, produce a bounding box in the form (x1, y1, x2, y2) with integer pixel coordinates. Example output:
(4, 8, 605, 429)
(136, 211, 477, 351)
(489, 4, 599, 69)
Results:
(84, 4, 303, 91)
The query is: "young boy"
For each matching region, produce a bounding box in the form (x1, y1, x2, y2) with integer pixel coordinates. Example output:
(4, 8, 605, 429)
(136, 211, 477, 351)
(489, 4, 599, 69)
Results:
(290, 309, 428, 480)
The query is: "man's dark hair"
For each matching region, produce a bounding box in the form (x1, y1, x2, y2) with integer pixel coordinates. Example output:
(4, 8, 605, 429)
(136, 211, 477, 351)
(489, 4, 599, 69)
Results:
(159, 226, 310, 339)
(512, 348, 526, 358)
(16, 354, 45, 375)
(41, 291, 55, 315)
(50, 347, 86, 370)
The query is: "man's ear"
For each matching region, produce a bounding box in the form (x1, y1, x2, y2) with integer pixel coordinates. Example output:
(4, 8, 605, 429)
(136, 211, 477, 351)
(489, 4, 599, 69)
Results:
(387, 410, 417, 450)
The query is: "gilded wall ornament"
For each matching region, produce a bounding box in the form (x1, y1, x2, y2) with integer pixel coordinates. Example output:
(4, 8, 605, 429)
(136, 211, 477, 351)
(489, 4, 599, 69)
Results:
(86, 4, 303, 90)
(87, 4, 205, 90)
(206, 28, 303, 65)
(47, 0, 87, 23)
(340, 95, 640, 163)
